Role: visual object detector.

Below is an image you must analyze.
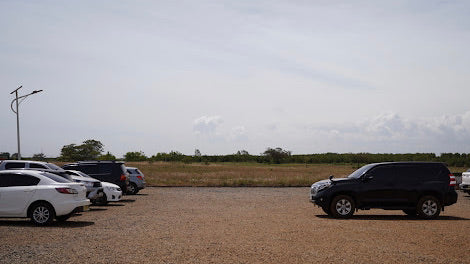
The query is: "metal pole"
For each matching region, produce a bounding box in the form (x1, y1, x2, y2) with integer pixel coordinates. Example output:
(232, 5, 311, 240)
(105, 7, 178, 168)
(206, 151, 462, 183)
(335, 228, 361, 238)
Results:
(9, 86, 42, 160)
(15, 90, 20, 160)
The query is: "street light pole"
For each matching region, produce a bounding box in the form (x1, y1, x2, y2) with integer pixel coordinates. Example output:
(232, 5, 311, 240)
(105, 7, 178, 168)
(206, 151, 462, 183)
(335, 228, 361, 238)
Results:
(10, 86, 43, 160)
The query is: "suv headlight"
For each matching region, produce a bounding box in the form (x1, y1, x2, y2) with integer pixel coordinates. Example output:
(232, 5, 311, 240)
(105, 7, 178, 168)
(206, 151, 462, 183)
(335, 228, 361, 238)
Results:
(311, 181, 331, 196)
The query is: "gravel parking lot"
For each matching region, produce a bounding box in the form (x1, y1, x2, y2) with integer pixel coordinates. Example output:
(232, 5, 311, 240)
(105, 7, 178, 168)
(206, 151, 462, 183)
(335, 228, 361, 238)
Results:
(1, 187, 470, 263)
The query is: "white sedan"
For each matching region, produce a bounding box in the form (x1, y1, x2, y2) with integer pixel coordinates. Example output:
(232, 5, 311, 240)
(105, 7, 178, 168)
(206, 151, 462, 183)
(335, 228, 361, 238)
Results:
(101, 181, 122, 203)
(65, 170, 122, 204)
(0, 170, 90, 225)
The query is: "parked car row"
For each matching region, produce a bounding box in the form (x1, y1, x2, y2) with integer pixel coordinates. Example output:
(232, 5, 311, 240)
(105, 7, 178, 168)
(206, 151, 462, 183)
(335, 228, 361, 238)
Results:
(0, 160, 146, 225)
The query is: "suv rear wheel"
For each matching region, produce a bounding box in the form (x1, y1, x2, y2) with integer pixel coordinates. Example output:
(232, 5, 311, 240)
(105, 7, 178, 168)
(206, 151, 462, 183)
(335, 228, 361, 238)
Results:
(330, 195, 355, 218)
(417, 196, 441, 219)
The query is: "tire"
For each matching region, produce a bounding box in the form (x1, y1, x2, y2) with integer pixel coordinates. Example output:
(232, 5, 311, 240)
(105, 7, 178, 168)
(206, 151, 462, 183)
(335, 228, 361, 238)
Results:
(29, 202, 55, 226)
(330, 195, 355, 219)
(95, 193, 109, 205)
(417, 196, 441, 219)
(402, 209, 417, 216)
(127, 183, 138, 195)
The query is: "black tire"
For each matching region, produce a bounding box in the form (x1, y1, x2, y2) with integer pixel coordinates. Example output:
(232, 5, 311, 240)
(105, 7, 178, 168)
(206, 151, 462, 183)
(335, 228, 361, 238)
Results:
(417, 196, 441, 219)
(403, 209, 417, 216)
(29, 202, 55, 226)
(330, 195, 355, 219)
(95, 193, 109, 205)
(127, 183, 138, 195)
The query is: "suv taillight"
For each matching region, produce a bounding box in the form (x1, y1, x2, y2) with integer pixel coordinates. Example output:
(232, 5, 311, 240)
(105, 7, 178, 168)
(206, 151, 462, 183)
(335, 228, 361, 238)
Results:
(137, 176, 143, 180)
(449, 174, 456, 186)
(120, 174, 127, 181)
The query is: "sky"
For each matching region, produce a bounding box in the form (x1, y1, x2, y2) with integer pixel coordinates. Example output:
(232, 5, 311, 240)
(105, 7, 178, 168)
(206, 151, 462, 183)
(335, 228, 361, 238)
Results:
(1, 0, 470, 158)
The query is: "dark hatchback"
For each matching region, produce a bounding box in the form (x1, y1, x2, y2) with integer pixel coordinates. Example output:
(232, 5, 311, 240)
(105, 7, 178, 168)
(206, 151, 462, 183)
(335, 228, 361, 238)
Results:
(310, 162, 458, 219)
(62, 161, 129, 193)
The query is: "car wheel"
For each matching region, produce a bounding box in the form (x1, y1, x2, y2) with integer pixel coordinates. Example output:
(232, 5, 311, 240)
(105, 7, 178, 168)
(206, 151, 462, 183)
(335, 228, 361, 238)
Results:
(417, 196, 441, 219)
(402, 209, 417, 216)
(96, 193, 109, 205)
(127, 183, 138, 195)
(29, 202, 55, 226)
(330, 195, 355, 219)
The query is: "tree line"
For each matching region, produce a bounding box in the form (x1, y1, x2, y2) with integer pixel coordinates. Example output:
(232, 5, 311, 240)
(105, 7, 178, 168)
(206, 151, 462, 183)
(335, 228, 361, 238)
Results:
(6, 139, 470, 167)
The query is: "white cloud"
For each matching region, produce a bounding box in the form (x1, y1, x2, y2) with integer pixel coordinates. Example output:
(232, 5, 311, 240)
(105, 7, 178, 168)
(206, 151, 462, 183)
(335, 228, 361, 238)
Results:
(193, 115, 223, 136)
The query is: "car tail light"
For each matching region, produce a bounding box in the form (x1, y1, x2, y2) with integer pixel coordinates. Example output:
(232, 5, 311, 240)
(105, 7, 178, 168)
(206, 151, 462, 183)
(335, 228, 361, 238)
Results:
(137, 176, 143, 180)
(449, 174, 456, 186)
(55, 187, 78, 194)
(120, 174, 127, 181)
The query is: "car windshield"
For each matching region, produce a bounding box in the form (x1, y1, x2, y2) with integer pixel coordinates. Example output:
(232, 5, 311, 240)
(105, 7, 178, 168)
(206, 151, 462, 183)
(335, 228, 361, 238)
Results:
(347, 164, 376, 179)
(40, 172, 72, 183)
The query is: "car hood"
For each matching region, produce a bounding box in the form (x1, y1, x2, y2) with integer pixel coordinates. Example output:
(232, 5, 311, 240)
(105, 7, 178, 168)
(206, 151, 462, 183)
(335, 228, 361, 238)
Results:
(101, 181, 120, 188)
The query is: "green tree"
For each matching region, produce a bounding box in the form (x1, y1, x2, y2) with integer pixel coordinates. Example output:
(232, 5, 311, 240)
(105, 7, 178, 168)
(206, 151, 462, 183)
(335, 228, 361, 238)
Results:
(263, 147, 291, 164)
(32, 153, 46, 161)
(99, 151, 117, 161)
(124, 151, 147, 161)
(59, 139, 104, 161)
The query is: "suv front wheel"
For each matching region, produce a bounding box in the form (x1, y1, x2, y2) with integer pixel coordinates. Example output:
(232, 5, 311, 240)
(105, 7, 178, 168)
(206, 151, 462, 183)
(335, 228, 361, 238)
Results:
(330, 195, 355, 218)
(417, 196, 441, 219)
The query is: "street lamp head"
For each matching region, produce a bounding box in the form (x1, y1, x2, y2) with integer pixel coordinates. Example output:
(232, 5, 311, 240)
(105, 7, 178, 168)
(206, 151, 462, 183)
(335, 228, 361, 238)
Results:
(32, 90, 43, 94)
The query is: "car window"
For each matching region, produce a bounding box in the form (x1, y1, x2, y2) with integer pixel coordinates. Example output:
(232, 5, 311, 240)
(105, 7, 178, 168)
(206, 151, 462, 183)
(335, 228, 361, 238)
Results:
(100, 164, 114, 174)
(0, 173, 40, 187)
(30, 163, 48, 169)
(5, 162, 26, 169)
(39, 172, 71, 183)
(367, 165, 395, 184)
(80, 164, 99, 174)
(45, 163, 63, 170)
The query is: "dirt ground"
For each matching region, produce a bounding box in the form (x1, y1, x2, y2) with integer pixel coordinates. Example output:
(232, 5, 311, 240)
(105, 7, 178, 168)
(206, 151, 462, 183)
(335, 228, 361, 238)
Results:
(1, 187, 469, 263)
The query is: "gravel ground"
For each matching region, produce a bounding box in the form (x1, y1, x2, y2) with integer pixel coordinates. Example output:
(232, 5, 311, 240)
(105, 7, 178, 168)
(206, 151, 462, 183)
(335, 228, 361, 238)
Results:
(1, 188, 470, 263)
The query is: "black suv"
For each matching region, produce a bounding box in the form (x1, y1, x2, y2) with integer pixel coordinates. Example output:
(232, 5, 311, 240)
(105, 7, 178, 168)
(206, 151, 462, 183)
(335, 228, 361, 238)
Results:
(62, 161, 129, 193)
(310, 162, 458, 219)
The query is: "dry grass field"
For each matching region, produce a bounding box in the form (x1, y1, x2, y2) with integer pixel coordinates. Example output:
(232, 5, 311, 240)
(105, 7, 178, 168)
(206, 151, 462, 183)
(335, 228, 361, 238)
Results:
(126, 162, 468, 187)
(126, 162, 357, 187)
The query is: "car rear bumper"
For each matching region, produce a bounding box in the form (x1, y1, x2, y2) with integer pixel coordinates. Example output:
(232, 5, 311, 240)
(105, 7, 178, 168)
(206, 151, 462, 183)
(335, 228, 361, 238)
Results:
(54, 199, 91, 216)
(444, 191, 458, 206)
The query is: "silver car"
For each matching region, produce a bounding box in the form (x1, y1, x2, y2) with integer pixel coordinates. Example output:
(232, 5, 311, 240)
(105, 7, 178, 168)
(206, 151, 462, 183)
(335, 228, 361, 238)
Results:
(126, 167, 146, 195)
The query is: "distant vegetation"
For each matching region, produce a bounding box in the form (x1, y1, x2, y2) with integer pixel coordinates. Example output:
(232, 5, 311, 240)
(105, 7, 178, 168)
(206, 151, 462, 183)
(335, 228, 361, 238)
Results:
(4, 139, 470, 168)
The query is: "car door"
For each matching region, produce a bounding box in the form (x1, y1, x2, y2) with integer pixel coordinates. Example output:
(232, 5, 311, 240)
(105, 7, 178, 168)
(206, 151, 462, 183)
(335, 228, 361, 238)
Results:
(0, 173, 39, 216)
(357, 165, 396, 207)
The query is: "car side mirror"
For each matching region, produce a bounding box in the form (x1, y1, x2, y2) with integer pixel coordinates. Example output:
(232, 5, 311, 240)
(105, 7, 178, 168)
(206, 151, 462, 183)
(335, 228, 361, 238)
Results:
(329, 175, 334, 180)
(363, 174, 373, 181)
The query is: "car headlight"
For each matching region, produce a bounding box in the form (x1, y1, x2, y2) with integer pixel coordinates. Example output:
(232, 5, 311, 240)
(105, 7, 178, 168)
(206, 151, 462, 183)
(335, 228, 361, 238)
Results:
(310, 181, 331, 196)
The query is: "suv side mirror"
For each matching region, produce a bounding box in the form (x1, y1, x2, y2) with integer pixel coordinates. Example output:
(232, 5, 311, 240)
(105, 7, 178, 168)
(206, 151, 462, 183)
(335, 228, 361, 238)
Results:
(362, 173, 374, 181)
(329, 175, 334, 180)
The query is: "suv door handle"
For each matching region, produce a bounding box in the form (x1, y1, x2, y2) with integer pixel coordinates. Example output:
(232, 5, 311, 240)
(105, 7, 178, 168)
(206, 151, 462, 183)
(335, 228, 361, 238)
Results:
(23, 189, 34, 192)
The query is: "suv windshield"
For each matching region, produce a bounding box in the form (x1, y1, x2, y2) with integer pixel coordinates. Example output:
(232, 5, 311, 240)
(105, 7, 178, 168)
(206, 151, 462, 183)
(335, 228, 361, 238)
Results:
(347, 164, 376, 179)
